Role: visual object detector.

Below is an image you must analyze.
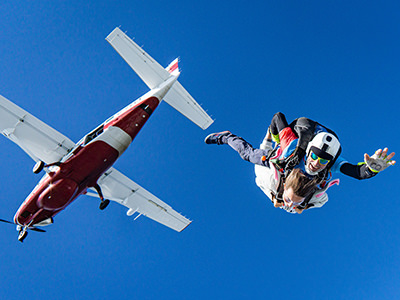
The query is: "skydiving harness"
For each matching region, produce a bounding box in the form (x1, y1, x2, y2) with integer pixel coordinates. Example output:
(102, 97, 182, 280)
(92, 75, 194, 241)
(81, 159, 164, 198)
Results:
(266, 144, 338, 210)
(287, 118, 342, 182)
(267, 118, 343, 185)
(264, 144, 288, 204)
(270, 165, 339, 210)
(265, 117, 343, 210)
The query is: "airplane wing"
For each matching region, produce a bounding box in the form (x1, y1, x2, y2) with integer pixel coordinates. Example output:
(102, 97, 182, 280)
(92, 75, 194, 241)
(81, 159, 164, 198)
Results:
(89, 167, 191, 232)
(0, 94, 76, 164)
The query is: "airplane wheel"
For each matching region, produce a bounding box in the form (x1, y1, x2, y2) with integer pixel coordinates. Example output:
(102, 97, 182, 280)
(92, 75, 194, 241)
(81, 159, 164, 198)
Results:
(99, 200, 110, 210)
(18, 231, 28, 243)
(33, 161, 45, 174)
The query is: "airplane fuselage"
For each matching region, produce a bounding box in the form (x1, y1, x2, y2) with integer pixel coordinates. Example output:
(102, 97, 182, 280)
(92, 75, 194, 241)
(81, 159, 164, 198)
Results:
(14, 96, 160, 227)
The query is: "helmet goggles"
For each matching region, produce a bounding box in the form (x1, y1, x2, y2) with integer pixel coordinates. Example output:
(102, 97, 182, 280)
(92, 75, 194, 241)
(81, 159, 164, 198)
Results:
(310, 151, 330, 165)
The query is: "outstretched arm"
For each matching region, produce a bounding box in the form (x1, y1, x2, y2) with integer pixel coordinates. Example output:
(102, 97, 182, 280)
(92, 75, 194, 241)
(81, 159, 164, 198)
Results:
(339, 148, 395, 180)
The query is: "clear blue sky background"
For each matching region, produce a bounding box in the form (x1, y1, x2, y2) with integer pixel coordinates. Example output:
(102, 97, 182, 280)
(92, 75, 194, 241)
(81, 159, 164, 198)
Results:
(0, 1, 399, 299)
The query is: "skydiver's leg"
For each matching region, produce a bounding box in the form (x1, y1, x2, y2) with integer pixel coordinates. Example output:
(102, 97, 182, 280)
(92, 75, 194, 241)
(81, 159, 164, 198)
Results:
(269, 112, 290, 137)
(221, 133, 271, 166)
(261, 112, 296, 151)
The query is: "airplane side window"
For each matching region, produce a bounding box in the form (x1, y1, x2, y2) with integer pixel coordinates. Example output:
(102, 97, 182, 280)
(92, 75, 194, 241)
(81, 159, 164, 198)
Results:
(83, 125, 104, 146)
(21, 211, 31, 218)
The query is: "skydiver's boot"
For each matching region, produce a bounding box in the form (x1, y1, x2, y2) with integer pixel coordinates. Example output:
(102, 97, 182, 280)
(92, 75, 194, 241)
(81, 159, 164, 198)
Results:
(204, 131, 231, 145)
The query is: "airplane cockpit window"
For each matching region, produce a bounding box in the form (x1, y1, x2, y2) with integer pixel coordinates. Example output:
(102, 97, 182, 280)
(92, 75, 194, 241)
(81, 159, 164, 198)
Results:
(82, 125, 104, 146)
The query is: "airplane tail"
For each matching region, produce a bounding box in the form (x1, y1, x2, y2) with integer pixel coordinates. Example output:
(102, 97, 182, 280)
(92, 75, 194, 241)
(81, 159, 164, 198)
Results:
(106, 27, 213, 130)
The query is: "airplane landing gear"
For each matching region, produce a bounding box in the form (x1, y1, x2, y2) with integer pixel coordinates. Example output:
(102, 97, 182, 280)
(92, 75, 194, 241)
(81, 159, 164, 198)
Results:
(99, 200, 110, 210)
(93, 184, 110, 210)
(18, 229, 28, 243)
(33, 161, 45, 174)
(33, 161, 62, 174)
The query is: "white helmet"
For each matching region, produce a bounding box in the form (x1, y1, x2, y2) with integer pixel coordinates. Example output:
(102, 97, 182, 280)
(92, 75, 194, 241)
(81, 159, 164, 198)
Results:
(305, 132, 341, 174)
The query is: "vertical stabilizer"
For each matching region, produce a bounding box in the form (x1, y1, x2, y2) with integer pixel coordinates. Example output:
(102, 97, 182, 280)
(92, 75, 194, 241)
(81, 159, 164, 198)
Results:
(166, 58, 180, 76)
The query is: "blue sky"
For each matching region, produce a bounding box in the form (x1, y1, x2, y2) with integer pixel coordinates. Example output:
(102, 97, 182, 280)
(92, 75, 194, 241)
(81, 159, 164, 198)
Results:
(0, 1, 399, 299)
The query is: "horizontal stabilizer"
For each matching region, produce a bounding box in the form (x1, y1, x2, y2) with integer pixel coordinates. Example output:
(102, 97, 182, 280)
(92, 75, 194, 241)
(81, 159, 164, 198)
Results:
(106, 27, 213, 130)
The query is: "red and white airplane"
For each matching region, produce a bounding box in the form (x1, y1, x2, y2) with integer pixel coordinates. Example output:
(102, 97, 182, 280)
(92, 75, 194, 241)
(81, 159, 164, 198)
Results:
(0, 27, 213, 242)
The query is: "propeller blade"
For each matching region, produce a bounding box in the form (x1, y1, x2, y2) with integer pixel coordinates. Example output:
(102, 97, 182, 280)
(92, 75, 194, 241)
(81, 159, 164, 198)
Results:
(0, 218, 46, 232)
(0, 218, 14, 225)
(29, 227, 46, 233)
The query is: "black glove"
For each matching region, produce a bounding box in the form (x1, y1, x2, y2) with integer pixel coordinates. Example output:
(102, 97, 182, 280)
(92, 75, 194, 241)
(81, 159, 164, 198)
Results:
(285, 147, 306, 172)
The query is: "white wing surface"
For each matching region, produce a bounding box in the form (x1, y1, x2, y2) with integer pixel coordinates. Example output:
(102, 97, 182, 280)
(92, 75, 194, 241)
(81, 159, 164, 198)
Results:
(0, 94, 76, 164)
(106, 27, 214, 129)
(92, 167, 191, 232)
(106, 27, 170, 89)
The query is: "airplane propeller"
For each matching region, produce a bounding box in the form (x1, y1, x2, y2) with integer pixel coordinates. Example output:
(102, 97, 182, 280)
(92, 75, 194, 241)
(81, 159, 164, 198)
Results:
(0, 218, 46, 232)
(0, 218, 13, 224)
(27, 227, 46, 233)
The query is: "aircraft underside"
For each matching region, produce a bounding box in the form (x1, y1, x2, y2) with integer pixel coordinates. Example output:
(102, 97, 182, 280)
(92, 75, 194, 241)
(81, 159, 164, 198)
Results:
(13, 97, 159, 242)
(0, 27, 213, 242)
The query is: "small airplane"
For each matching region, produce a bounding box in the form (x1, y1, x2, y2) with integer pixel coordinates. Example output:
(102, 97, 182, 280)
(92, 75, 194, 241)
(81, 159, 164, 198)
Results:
(0, 27, 213, 242)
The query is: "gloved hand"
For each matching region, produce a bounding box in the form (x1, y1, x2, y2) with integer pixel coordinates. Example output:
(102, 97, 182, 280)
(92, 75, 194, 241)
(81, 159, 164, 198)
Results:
(364, 148, 396, 173)
(285, 147, 306, 171)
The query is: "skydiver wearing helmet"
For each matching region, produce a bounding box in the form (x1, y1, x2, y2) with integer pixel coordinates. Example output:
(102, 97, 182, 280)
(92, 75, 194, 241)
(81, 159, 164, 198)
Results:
(305, 132, 340, 176)
(268, 112, 395, 182)
(204, 112, 395, 214)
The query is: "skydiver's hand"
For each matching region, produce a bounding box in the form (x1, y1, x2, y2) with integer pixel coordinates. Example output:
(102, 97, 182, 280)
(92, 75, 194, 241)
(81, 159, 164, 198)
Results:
(285, 147, 306, 171)
(364, 148, 396, 173)
(294, 207, 304, 214)
(273, 198, 284, 208)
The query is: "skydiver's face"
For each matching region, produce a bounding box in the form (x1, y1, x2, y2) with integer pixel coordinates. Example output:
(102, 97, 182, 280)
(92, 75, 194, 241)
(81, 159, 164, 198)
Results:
(282, 187, 304, 208)
(306, 154, 328, 173)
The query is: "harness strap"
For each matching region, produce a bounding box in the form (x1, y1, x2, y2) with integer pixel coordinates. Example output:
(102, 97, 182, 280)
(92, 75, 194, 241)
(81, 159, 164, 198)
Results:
(275, 175, 285, 201)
